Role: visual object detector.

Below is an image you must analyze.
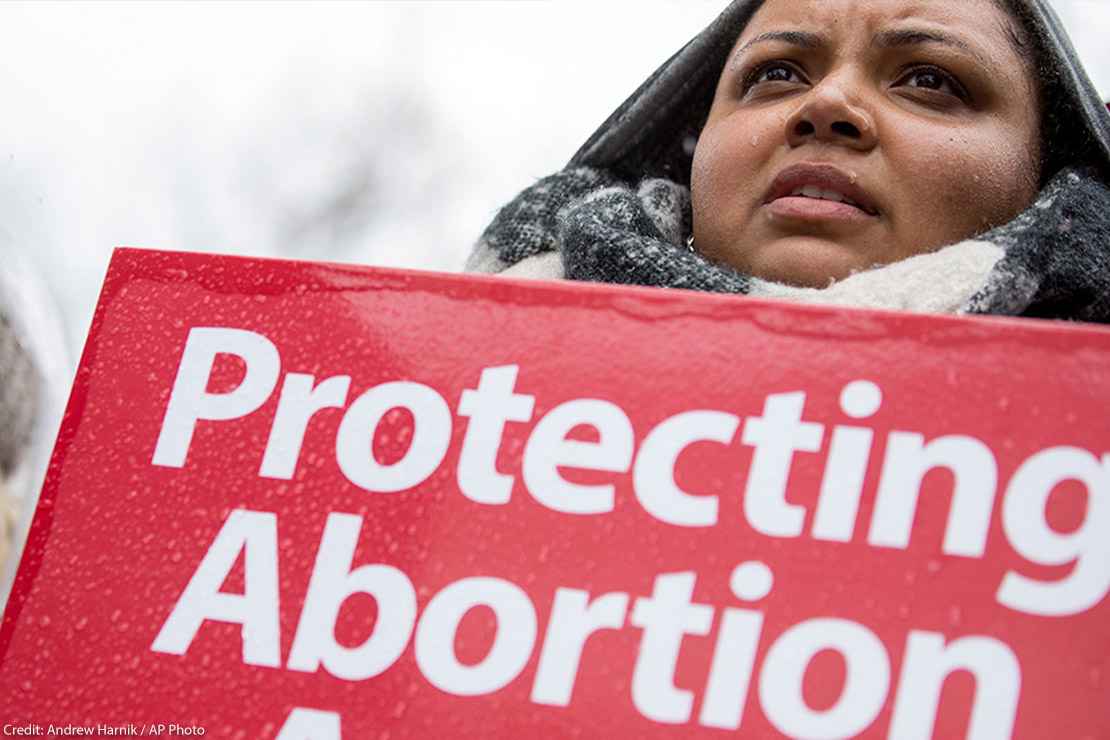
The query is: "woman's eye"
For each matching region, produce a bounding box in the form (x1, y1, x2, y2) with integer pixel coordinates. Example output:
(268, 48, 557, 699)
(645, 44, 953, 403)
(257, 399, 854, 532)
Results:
(743, 62, 807, 95)
(896, 67, 967, 100)
(759, 64, 799, 83)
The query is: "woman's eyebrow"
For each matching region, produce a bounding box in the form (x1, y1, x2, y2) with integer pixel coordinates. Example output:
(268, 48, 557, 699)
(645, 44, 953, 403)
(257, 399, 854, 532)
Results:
(731, 30, 824, 65)
(730, 27, 995, 69)
(872, 28, 992, 67)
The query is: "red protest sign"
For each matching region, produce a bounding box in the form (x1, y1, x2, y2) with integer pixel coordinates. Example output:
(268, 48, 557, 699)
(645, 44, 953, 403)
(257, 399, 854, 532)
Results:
(1, 247, 1108, 739)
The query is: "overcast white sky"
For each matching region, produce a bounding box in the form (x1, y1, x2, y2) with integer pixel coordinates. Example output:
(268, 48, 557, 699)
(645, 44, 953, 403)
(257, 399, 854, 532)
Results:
(1, 1, 1108, 363)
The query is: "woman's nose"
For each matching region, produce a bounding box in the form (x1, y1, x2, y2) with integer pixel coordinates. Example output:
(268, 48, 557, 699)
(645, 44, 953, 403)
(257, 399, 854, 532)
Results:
(785, 76, 878, 152)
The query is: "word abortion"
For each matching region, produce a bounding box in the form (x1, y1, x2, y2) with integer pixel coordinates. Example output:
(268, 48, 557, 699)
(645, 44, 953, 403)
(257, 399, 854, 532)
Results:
(154, 508, 1019, 739)
(153, 327, 1110, 619)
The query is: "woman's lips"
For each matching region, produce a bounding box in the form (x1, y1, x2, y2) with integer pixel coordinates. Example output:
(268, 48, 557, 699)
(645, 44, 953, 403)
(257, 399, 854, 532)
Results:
(763, 163, 880, 224)
(767, 195, 876, 223)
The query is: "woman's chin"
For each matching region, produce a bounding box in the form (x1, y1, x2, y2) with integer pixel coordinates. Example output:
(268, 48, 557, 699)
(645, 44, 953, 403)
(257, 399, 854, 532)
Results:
(724, 236, 874, 288)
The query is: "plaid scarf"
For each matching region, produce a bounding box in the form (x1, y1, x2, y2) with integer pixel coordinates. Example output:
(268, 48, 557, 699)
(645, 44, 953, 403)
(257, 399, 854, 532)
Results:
(469, 165, 1110, 321)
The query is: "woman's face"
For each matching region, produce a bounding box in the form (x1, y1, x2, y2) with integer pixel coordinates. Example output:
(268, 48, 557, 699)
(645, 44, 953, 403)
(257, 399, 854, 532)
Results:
(691, 0, 1041, 287)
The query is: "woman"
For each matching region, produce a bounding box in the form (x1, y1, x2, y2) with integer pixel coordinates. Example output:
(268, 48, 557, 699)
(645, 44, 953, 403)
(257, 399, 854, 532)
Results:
(467, 0, 1110, 321)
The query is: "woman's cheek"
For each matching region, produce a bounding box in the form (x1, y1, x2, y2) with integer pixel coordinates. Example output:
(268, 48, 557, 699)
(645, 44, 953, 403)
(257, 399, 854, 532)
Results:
(691, 126, 744, 238)
(893, 129, 1003, 250)
(929, 112, 1038, 232)
(693, 122, 746, 190)
(943, 136, 1036, 237)
(695, 117, 776, 209)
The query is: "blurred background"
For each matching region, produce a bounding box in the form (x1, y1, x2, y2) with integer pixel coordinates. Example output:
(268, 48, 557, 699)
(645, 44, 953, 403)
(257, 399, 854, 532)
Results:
(2, 0, 1109, 363)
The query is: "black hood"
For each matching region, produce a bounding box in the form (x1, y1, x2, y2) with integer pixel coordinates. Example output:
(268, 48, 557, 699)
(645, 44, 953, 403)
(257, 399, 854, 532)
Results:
(569, 0, 1110, 188)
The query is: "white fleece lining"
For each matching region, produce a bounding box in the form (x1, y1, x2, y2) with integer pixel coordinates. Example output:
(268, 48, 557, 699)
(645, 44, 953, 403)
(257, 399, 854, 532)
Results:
(749, 240, 1004, 314)
(498, 251, 566, 280)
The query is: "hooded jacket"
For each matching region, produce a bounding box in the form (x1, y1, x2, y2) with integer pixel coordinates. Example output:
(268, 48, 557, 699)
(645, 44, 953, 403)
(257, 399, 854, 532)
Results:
(467, 0, 1110, 321)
